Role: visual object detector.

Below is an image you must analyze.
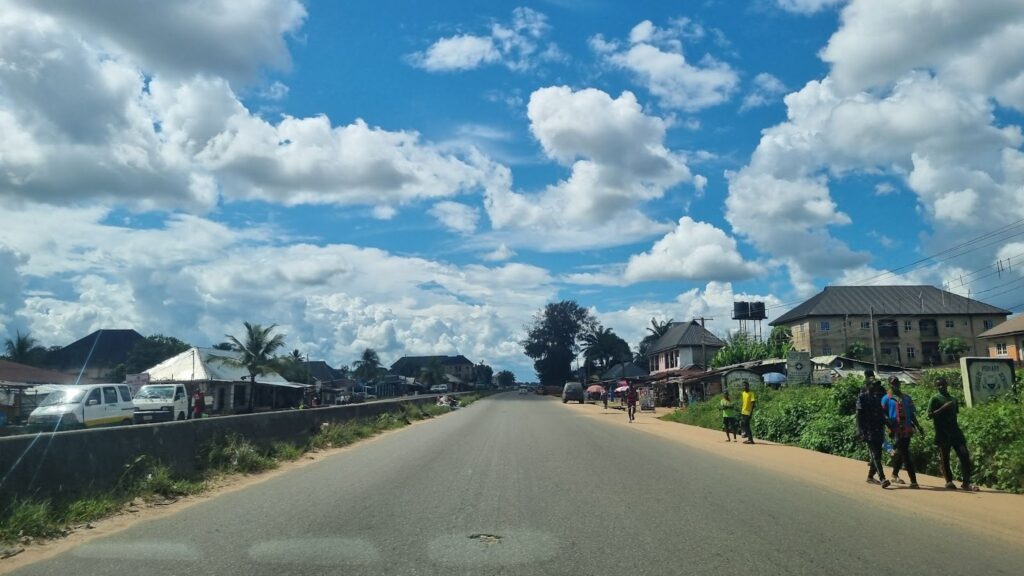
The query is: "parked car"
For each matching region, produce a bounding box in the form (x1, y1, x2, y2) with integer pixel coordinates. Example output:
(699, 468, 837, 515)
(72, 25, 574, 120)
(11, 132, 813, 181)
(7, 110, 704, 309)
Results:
(518, 385, 530, 395)
(562, 381, 584, 404)
(133, 383, 189, 423)
(28, 384, 136, 431)
(429, 384, 449, 393)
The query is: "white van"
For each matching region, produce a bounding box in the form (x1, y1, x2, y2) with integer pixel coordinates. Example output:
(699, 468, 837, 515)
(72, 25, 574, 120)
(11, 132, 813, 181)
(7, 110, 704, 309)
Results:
(28, 384, 135, 431)
(133, 383, 190, 423)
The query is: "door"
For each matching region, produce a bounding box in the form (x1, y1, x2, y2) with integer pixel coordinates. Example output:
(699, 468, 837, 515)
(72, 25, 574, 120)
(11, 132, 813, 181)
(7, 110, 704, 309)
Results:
(82, 388, 105, 426)
(103, 386, 130, 425)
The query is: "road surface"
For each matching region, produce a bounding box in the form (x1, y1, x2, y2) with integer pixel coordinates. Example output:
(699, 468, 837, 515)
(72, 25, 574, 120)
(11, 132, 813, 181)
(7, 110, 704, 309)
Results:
(6, 393, 1024, 575)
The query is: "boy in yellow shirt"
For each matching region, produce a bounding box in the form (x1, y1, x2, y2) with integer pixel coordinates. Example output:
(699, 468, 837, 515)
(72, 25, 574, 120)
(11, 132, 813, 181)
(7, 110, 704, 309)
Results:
(740, 381, 757, 445)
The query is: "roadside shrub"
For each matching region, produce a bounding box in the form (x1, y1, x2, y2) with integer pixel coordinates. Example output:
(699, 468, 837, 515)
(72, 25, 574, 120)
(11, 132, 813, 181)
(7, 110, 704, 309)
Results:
(136, 464, 205, 498)
(0, 500, 62, 541)
(829, 376, 861, 416)
(798, 413, 862, 457)
(200, 434, 277, 474)
(62, 496, 122, 525)
(959, 400, 1024, 492)
(270, 441, 305, 461)
(309, 421, 360, 449)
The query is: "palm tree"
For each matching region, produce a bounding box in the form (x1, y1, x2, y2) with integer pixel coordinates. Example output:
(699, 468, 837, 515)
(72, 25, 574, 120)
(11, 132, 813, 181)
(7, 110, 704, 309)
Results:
(635, 317, 673, 365)
(581, 326, 631, 373)
(352, 348, 381, 383)
(3, 330, 46, 366)
(217, 322, 287, 410)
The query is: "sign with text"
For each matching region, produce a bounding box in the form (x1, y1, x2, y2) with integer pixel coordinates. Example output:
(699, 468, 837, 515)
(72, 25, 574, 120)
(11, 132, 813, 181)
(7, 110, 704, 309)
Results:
(724, 369, 764, 390)
(786, 352, 812, 385)
(959, 357, 1015, 407)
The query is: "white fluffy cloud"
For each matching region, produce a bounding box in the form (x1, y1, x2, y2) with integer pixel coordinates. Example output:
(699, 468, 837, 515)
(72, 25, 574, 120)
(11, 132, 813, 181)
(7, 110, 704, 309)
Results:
(624, 217, 762, 283)
(409, 7, 562, 72)
(9, 0, 306, 83)
(0, 7, 494, 212)
(775, 0, 846, 14)
(822, 0, 1024, 110)
(594, 20, 739, 112)
(482, 86, 692, 250)
(0, 203, 556, 377)
(740, 73, 788, 111)
(429, 201, 481, 234)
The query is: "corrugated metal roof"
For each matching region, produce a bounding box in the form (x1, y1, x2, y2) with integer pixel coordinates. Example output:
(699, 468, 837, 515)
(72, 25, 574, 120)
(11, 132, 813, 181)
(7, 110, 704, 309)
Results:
(648, 321, 726, 355)
(979, 314, 1024, 338)
(771, 285, 1009, 326)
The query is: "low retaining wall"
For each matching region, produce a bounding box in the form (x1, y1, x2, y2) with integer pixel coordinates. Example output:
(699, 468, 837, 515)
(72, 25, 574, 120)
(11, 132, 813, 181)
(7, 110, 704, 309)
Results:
(0, 395, 462, 503)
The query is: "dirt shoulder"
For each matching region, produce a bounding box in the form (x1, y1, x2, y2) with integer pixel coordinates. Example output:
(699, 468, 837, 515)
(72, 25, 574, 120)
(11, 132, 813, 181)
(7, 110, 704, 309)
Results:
(564, 401, 1024, 547)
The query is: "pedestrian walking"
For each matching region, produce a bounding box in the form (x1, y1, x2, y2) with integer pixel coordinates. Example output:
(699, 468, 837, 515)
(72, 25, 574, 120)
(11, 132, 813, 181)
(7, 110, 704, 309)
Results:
(928, 377, 979, 491)
(626, 383, 639, 422)
(881, 377, 923, 488)
(856, 370, 891, 488)
(720, 391, 739, 442)
(191, 389, 205, 419)
(740, 381, 756, 444)
(602, 388, 609, 410)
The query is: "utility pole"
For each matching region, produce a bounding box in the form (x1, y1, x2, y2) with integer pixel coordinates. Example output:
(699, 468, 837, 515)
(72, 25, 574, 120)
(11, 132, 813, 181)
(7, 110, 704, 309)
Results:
(870, 306, 879, 374)
(696, 317, 714, 369)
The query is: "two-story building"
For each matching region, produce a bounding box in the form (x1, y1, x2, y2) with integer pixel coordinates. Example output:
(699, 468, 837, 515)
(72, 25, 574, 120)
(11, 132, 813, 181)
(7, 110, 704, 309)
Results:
(770, 286, 1010, 368)
(646, 320, 725, 375)
(389, 355, 476, 383)
(979, 314, 1024, 365)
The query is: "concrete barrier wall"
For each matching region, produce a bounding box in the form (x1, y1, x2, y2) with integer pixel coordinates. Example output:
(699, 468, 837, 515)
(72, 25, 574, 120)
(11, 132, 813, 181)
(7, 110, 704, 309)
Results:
(0, 395, 462, 503)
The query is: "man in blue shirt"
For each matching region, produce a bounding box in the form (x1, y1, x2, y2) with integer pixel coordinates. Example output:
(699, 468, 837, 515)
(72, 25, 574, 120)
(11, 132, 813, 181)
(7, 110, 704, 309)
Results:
(880, 377, 923, 488)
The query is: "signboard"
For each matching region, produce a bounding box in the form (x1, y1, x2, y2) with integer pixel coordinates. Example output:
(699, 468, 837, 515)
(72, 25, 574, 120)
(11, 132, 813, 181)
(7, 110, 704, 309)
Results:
(125, 373, 150, 395)
(959, 357, 1016, 407)
(786, 351, 812, 385)
(724, 369, 764, 390)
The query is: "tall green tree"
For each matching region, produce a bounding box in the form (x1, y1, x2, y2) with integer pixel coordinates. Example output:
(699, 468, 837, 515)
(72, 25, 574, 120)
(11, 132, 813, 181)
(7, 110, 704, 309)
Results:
(939, 337, 970, 360)
(217, 322, 287, 410)
(635, 317, 673, 365)
(581, 325, 631, 373)
(276, 349, 310, 383)
(521, 300, 596, 386)
(766, 326, 794, 358)
(125, 335, 191, 374)
(475, 362, 494, 387)
(352, 348, 382, 382)
(845, 341, 869, 360)
(3, 330, 47, 366)
(711, 331, 771, 368)
(496, 370, 515, 387)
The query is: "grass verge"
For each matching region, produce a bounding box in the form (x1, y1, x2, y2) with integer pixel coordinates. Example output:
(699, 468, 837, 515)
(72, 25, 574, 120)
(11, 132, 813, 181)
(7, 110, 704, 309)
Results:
(1, 397, 482, 546)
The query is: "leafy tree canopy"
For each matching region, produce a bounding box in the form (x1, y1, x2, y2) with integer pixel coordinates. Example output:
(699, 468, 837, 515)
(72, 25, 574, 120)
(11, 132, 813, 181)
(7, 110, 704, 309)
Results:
(521, 300, 596, 386)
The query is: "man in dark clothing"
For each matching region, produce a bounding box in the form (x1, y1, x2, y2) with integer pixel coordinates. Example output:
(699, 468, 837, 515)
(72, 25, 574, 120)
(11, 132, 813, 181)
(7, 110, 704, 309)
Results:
(928, 377, 979, 491)
(626, 384, 639, 422)
(856, 370, 891, 488)
(881, 377, 923, 488)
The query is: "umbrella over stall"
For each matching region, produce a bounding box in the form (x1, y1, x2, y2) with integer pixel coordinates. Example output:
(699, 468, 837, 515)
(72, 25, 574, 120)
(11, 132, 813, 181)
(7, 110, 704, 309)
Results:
(586, 384, 606, 394)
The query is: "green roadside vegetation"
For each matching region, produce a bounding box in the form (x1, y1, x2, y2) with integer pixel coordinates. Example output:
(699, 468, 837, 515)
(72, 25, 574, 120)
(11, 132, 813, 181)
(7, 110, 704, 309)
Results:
(661, 369, 1024, 493)
(1, 395, 490, 546)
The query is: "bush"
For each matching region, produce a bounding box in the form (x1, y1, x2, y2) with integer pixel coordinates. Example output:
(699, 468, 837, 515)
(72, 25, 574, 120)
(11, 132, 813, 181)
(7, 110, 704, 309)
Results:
(0, 500, 62, 541)
(200, 434, 277, 474)
(270, 442, 305, 461)
(798, 413, 863, 457)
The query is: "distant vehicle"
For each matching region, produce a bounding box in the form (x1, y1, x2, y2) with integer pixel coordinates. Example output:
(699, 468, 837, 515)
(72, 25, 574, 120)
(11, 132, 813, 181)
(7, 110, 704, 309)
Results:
(535, 386, 545, 395)
(133, 383, 189, 423)
(518, 385, 529, 395)
(562, 381, 584, 404)
(429, 384, 449, 393)
(28, 384, 135, 431)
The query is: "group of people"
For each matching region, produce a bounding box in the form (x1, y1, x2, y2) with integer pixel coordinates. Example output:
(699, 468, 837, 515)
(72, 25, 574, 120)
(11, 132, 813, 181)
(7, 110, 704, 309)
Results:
(714, 370, 978, 490)
(719, 381, 757, 444)
(856, 369, 977, 491)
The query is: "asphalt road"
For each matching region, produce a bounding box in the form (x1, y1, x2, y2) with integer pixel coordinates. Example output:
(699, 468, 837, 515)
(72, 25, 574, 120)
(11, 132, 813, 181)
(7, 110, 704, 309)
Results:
(8, 393, 1024, 576)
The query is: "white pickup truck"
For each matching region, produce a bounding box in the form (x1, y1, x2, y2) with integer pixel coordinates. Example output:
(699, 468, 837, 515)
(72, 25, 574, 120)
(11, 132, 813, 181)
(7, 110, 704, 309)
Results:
(133, 383, 190, 423)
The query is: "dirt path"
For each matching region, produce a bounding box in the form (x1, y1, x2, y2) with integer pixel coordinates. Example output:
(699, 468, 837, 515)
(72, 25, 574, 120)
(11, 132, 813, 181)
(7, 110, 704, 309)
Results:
(563, 400, 1024, 547)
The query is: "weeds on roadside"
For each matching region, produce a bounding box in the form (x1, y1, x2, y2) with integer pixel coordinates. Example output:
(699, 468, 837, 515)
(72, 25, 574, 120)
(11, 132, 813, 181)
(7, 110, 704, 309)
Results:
(200, 433, 278, 474)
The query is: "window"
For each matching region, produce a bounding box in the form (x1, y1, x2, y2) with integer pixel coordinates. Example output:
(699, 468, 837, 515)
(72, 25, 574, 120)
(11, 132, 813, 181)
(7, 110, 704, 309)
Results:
(118, 386, 132, 402)
(822, 345, 832, 355)
(945, 320, 955, 329)
(904, 320, 912, 332)
(983, 320, 995, 330)
(860, 320, 870, 330)
(103, 386, 119, 404)
(86, 388, 101, 405)
(880, 347, 892, 356)
(906, 346, 916, 359)
(820, 321, 830, 332)
(996, 342, 1008, 356)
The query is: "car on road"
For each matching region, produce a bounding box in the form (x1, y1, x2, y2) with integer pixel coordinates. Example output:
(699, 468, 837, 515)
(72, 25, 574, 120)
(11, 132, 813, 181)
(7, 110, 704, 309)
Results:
(518, 385, 530, 395)
(28, 383, 136, 431)
(561, 381, 584, 404)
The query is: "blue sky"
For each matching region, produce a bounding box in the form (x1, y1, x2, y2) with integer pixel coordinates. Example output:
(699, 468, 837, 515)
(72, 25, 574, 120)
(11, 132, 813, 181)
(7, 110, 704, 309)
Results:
(1, 0, 1023, 379)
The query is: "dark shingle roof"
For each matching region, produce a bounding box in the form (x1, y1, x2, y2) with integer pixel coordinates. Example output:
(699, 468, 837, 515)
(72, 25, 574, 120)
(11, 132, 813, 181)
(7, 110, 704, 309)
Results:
(648, 321, 725, 355)
(390, 355, 475, 375)
(306, 361, 345, 384)
(771, 285, 1010, 326)
(49, 329, 145, 370)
